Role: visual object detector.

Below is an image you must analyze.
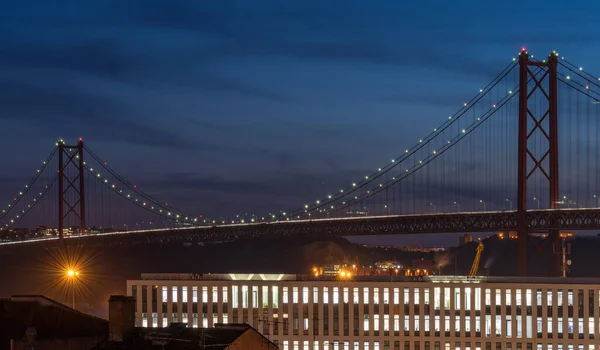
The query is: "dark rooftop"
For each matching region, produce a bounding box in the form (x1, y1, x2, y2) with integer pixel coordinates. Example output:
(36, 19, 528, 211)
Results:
(0, 295, 108, 341)
(96, 323, 276, 349)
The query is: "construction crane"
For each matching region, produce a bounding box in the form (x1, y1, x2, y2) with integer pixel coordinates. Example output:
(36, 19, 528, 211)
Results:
(468, 242, 484, 277)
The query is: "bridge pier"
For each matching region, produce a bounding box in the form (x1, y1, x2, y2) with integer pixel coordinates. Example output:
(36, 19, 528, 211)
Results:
(517, 50, 561, 277)
(57, 138, 86, 239)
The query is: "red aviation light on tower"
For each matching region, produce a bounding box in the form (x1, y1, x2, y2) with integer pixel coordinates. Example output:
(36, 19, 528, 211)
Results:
(78, 137, 83, 142)
(521, 47, 526, 52)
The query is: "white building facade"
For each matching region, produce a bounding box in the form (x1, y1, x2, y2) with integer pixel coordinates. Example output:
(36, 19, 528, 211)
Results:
(127, 274, 600, 350)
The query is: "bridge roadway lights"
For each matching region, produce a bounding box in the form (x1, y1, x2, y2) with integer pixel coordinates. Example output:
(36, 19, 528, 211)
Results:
(22, 209, 600, 254)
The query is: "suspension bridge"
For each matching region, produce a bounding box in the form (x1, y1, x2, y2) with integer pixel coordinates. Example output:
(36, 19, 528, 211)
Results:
(1, 49, 600, 277)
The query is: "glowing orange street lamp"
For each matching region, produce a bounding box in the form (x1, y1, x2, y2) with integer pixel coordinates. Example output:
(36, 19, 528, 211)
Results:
(66, 269, 80, 309)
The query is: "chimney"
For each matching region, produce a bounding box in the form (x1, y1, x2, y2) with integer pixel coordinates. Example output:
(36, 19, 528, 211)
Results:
(108, 295, 135, 342)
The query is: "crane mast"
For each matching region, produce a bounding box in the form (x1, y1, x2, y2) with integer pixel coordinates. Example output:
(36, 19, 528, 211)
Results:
(469, 242, 484, 277)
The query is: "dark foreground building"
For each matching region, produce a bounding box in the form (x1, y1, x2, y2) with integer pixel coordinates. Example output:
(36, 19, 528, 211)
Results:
(99, 295, 277, 349)
(0, 294, 277, 349)
(0, 295, 108, 349)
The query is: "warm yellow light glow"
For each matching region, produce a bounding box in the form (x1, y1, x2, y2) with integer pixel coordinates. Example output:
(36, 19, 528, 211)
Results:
(67, 269, 75, 277)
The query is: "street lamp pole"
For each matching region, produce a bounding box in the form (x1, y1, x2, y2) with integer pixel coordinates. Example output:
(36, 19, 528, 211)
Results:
(505, 199, 513, 211)
(533, 197, 539, 209)
(429, 203, 436, 213)
(67, 269, 79, 309)
(453, 201, 460, 213)
(479, 200, 487, 211)
(594, 195, 600, 208)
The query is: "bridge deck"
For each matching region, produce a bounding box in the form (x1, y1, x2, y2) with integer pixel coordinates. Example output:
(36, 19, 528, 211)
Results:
(3, 208, 600, 246)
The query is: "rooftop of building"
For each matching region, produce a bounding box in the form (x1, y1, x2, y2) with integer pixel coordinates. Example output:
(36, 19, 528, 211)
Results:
(98, 323, 276, 349)
(0, 295, 108, 340)
(136, 273, 600, 285)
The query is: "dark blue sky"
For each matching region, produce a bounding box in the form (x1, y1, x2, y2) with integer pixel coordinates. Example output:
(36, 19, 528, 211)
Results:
(1, 0, 600, 222)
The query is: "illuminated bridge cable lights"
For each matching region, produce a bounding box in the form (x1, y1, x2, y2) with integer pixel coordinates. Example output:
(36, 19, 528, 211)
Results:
(328, 61, 548, 216)
(84, 165, 200, 225)
(319, 72, 524, 217)
(246, 59, 520, 223)
(0, 147, 57, 222)
(1, 176, 58, 228)
(84, 146, 196, 219)
(332, 78, 526, 214)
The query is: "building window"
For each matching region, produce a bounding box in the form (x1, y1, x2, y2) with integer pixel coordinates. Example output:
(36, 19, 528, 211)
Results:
(182, 312, 188, 325)
(162, 313, 167, 327)
(464, 315, 470, 332)
(262, 286, 268, 307)
(313, 287, 319, 303)
(192, 286, 198, 303)
(394, 288, 400, 304)
(464, 288, 471, 309)
(303, 287, 309, 304)
(304, 317, 309, 330)
(415, 315, 420, 332)
(142, 312, 147, 327)
(485, 289, 491, 306)
(495, 289, 501, 306)
(272, 286, 279, 308)
(323, 287, 329, 303)
(506, 289, 512, 306)
(242, 285, 248, 308)
(404, 315, 410, 331)
(182, 286, 188, 303)
(162, 286, 168, 303)
(223, 287, 228, 303)
(374, 288, 380, 304)
(364, 315, 370, 331)
(404, 288, 410, 304)
(454, 289, 460, 309)
(434, 315, 440, 332)
(394, 315, 400, 332)
(364, 288, 370, 304)
(434, 287, 441, 309)
(383, 288, 389, 304)
(202, 287, 208, 303)
(354, 288, 359, 304)
(223, 314, 228, 324)
(374, 314, 380, 331)
(384, 314, 390, 331)
(192, 313, 198, 328)
(283, 287, 289, 303)
(414, 288, 420, 305)
(444, 288, 450, 308)
(210, 287, 217, 304)
(232, 286, 238, 307)
(252, 286, 259, 307)
(343, 288, 349, 303)
(424, 288, 430, 305)
(516, 290, 522, 306)
(333, 287, 339, 304)
(474, 288, 481, 310)
(152, 312, 158, 327)
(292, 287, 298, 304)
(526, 289, 532, 306)
(172, 286, 178, 303)
(567, 290, 573, 306)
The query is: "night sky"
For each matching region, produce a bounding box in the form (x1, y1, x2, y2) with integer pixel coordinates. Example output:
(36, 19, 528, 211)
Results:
(1, 1, 600, 230)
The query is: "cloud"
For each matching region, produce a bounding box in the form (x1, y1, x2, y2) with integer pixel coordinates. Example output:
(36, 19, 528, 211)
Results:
(0, 80, 206, 150)
(0, 38, 143, 80)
